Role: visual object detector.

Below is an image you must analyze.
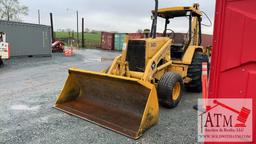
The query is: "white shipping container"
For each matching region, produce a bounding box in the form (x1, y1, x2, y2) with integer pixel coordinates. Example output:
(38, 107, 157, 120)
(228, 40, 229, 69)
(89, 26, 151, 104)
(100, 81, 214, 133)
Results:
(0, 20, 52, 57)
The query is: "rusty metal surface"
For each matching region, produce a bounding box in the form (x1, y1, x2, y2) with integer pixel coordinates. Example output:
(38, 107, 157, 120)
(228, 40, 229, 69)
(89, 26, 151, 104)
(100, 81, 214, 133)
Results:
(201, 34, 213, 47)
(101, 32, 114, 50)
(55, 69, 152, 139)
(128, 33, 144, 40)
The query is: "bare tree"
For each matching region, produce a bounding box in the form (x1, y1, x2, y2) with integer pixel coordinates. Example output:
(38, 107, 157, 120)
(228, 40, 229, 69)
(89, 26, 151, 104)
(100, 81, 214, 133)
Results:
(0, 0, 28, 21)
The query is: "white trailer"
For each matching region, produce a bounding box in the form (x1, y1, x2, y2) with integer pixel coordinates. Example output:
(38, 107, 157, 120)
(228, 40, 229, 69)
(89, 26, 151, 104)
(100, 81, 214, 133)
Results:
(0, 32, 10, 66)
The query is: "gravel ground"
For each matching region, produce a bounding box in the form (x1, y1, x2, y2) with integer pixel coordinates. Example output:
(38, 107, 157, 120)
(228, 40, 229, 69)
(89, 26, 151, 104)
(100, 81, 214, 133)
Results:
(0, 49, 200, 144)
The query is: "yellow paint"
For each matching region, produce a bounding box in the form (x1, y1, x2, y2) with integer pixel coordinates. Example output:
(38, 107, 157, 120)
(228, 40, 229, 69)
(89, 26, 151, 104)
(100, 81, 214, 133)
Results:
(138, 81, 159, 138)
(154, 4, 202, 18)
(169, 64, 187, 78)
(129, 71, 144, 79)
(143, 38, 172, 81)
(182, 46, 203, 65)
(172, 82, 181, 101)
(145, 38, 169, 62)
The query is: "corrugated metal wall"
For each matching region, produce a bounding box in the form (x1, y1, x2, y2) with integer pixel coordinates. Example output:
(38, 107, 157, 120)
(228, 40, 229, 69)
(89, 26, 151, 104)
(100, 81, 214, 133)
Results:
(173, 33, 213, 48)
(100, 32, 213, 51)
(101, 32, 114, 50)
(0, 20, 52, 57)
(114, 33, 126, 51)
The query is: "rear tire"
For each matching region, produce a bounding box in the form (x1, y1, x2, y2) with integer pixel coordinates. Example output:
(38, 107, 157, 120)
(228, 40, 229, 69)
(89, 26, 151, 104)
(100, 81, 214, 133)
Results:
(157, 72, 183, 108)
(185, 51, 209, 92)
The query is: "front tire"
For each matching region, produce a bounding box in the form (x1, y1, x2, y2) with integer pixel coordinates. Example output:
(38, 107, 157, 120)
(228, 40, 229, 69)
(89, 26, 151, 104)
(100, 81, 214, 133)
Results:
(157, 72, 183, 108)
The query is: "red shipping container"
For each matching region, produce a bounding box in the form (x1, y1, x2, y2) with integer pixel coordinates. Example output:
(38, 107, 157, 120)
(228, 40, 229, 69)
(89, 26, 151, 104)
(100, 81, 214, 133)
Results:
(128, 33, 144, 40)
(208, 0, 256, 143)
(201, 34, 213, 48)
(101, 32, 114, 50)
(172, 33, 186, 44)
(162, 32, 213, 48)
(128, 33, 163, 39)
(127, 32, 212, 47)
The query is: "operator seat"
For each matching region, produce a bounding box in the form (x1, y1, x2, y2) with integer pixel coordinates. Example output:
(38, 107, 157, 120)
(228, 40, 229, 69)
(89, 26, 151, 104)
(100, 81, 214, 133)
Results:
(171, 33, 187, 60)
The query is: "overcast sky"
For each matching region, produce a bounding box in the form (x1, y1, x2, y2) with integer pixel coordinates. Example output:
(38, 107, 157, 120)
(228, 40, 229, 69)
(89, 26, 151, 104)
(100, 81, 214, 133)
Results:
(19, 0, 216, 34)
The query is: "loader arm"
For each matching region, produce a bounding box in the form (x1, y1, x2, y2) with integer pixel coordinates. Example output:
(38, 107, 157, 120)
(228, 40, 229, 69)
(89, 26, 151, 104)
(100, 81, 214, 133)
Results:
(143, 39, 172, 81)
(107, 55, 122, 75)
(107, 38, 173, 82)
(107, 36, 129, 76)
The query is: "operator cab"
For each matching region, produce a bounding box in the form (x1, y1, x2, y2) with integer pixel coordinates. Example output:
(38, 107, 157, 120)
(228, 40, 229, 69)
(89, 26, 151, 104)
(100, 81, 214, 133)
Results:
(153, 4, 202, 60)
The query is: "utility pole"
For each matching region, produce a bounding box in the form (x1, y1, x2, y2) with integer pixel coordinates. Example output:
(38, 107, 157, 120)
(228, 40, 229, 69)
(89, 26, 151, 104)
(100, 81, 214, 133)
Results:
(7, 11, 9, 21)
(76, 11, 79, 47)
(66, 8, 79, 47)
(82, 18, 85, 48)
(50, 13, 55, 42)
(38, 9, 41, 24)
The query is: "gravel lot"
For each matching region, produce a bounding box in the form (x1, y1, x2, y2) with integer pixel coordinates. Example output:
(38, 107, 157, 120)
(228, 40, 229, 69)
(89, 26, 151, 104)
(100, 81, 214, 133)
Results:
(0, 49, 200, 144)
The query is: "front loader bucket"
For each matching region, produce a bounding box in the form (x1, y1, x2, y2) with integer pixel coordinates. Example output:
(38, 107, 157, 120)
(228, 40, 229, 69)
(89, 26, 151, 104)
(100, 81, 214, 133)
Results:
(54, 68, 159, 139)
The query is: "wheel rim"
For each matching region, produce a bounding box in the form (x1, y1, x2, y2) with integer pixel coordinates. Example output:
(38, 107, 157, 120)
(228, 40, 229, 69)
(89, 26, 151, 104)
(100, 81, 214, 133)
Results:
(172, 82, 181, 101)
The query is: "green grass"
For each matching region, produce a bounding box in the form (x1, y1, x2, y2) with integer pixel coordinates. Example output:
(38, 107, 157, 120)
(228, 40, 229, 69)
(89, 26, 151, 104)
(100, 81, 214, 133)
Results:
(55, 32, 101, 42)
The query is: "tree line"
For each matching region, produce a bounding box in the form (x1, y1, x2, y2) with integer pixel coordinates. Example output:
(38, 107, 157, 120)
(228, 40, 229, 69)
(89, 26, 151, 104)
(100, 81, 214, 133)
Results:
(0, 0, 28, 21)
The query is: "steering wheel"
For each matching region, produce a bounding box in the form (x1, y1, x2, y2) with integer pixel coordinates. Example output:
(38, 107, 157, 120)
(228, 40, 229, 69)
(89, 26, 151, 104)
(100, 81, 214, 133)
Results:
(165, 29, 175, 39)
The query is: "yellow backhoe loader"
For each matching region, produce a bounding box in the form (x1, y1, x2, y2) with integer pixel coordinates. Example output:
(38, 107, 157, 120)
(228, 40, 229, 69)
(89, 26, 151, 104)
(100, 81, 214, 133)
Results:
(54, 0, 209, 139)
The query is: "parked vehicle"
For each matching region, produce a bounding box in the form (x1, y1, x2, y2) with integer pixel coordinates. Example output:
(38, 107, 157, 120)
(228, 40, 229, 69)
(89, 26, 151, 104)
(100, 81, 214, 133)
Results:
(0, 32, 10, 66)
(52, 40, 65, 53)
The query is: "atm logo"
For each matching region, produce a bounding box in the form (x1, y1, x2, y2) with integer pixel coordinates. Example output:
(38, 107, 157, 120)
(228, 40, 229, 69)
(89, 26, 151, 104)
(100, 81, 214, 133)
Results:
(197, 99, 252, 142)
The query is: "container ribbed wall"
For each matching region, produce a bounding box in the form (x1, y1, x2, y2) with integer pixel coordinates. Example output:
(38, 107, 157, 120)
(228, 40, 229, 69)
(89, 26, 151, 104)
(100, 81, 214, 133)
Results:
(0, 20, 52, 57)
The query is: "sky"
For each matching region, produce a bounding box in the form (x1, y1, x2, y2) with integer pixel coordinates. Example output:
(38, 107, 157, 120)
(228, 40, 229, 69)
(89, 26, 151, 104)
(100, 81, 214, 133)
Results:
(19, 0, 216, 34)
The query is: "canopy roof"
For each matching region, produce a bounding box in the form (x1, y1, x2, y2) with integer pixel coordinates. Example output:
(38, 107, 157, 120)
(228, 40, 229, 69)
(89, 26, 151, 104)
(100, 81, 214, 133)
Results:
(153, 6, 202, 18)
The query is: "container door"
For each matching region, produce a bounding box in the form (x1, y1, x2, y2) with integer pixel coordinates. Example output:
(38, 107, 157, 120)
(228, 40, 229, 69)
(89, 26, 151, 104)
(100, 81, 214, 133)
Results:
(209, 0, 256, 142)
(107, 35, 112, 50)
(120, 34, 125, 51)
(114, 34, 120, 51)
(102, 32, 114, 50)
